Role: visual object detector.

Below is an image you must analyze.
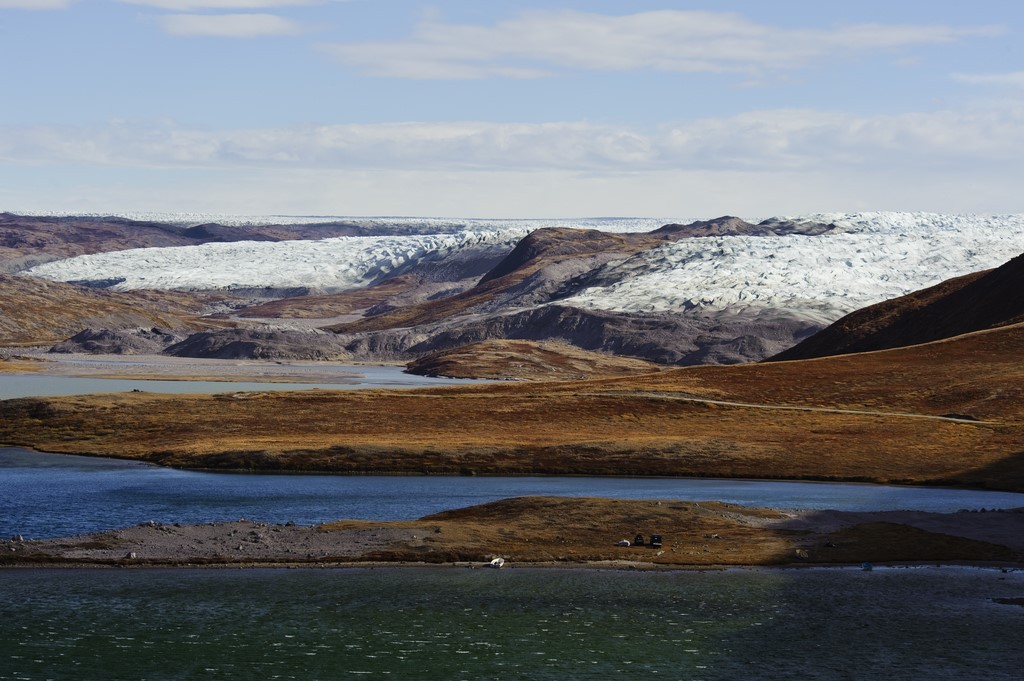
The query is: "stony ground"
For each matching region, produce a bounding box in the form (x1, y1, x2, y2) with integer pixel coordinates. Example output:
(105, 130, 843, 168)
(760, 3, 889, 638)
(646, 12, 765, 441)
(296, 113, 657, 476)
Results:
(4, 498, 1022, 569)
(0, 351, 384, 383)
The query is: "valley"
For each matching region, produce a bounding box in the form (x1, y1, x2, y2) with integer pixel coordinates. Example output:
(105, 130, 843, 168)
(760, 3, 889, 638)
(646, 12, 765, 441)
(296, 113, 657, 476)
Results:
(2, 210, 1023, 568)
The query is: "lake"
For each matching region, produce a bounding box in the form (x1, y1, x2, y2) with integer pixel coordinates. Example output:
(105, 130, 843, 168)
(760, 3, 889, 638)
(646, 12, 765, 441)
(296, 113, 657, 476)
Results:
(3, 448, 1023, 539)
(2, 566, 1022, 680)
(0, 365, 479, 399)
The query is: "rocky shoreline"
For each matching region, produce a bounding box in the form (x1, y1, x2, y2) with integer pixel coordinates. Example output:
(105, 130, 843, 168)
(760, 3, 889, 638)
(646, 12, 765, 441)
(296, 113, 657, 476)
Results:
(4, 498, 1023, 570)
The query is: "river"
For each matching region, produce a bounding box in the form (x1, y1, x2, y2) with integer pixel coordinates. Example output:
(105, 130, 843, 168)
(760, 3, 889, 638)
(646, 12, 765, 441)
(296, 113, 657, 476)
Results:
(0, 365, 480, 399)
(3, 448, 1023, 539)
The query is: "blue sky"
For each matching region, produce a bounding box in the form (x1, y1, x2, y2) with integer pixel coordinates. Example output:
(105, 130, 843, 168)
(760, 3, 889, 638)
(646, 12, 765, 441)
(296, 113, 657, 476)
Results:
(2, 1, 1023, 218)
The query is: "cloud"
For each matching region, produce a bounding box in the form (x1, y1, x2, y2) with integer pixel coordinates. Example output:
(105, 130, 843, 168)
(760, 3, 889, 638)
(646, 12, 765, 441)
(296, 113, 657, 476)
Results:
(0, 0, 73, 8)
(157, 12, 304, 37)
(4, 106, 1024, 175)
(662, 108, 1024, 171)
(953, 71, 1024, 88)
(7, 164, 1022, 220)
(319, 10, 1002, 80)
(118, 0, 320, 9)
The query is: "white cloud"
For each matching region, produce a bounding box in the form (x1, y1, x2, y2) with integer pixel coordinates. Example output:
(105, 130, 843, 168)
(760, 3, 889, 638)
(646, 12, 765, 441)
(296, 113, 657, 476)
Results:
(663, 107, 1024, 171)
(118, 0, 320, 9)
(0, 0, 73, 9)
(157, 12, 304, 37)
(953, 71, 1024, 88)
(4, 106, 1024, 176)
(319, 10, 1001, 79)
(6, 165, 1022, 219)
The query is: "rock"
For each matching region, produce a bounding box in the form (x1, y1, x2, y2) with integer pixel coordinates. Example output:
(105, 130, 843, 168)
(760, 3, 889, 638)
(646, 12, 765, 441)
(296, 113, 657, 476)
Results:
(164, 328, 352, 361)
(341, 305, 820, 366)
(50, 327, 185, 355)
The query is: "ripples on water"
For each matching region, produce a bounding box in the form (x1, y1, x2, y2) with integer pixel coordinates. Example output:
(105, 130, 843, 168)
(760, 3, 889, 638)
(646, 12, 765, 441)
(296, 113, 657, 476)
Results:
(2, 567, 1023, 680)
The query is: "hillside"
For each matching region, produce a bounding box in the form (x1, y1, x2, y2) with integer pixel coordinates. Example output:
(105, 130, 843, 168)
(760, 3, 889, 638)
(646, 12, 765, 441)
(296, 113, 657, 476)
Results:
(0, 213, 193, 273)
(405, 339, 662, 380)
(772, 252, 1024, 361)
(0, 275, 229, 346)
(3, 322, 1022, 491)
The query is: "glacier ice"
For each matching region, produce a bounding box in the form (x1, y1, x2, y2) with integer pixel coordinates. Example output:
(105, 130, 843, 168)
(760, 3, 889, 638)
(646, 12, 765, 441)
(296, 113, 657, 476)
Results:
(558, 213, 1024, 323)
(20, 212, 1024, 325)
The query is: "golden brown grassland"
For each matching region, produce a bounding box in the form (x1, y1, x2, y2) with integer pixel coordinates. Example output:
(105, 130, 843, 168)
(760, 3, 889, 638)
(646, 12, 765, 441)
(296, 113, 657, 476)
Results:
(2, 323, 1023, 491)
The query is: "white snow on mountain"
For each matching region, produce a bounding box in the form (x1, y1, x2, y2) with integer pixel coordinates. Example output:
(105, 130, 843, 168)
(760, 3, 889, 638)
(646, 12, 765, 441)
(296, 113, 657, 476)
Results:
(24, 229, 531, 292)
(20, 212, 1024, 325)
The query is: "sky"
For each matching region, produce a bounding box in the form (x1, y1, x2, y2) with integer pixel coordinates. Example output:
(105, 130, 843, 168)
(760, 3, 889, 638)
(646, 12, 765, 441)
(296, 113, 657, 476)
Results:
(2, 1, 1024, 219)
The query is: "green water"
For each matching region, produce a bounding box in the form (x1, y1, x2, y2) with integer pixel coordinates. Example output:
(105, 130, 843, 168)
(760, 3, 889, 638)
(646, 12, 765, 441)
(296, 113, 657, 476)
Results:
(2, 567, 1022, 680)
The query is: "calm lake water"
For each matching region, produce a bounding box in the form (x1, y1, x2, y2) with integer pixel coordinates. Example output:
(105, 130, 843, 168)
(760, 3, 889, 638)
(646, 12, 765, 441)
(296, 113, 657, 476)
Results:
(3, 448, 1023, 539)
(2, 566, 1022, 680)
(0, 366, 477, 399)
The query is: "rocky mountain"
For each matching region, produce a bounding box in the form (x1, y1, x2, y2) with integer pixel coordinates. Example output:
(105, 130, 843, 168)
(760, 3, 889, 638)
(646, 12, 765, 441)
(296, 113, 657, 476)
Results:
(9, 211, 1024, 367)
(320, 216, 833, 363)
(50, 327, 186, 355)
(164, 328, 352, 361)
(337, 305, 817, 366)
(772, 252, 1024, 361)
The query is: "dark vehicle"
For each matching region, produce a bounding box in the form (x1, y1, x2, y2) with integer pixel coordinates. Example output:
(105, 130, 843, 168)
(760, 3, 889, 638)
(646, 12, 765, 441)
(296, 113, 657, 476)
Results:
(649, 534, 663, 548)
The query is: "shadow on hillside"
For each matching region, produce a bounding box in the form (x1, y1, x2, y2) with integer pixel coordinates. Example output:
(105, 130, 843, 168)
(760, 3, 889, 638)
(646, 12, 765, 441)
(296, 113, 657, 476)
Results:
(764, 507, 1023, 565)
(952, 451, 1024, 493)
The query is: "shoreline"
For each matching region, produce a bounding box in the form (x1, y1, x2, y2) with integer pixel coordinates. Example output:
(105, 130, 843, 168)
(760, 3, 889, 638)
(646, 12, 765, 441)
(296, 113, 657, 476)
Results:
(0, 351, 408, 384)
(4, 444, 1023, 496)
(6, 442, 1021, 490)
(4, 558, 1023, 572)
(5, 499, 1022, 571)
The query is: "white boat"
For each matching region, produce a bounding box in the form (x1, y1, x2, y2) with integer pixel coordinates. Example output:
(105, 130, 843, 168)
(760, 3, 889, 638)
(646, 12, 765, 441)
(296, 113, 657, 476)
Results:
(489, 557, 505, 568)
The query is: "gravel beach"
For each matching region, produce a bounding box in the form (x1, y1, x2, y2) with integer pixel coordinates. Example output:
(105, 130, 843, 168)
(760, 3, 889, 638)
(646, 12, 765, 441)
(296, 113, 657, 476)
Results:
(5, 502, 1022, 569)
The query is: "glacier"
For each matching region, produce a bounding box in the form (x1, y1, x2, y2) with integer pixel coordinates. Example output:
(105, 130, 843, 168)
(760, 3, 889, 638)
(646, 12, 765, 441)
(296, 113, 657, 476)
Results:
(559, 213, 1024, 323)
(24, 229, 533, 293)
(11, 210, 675, 233)
(21, 212, 1024, 325)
